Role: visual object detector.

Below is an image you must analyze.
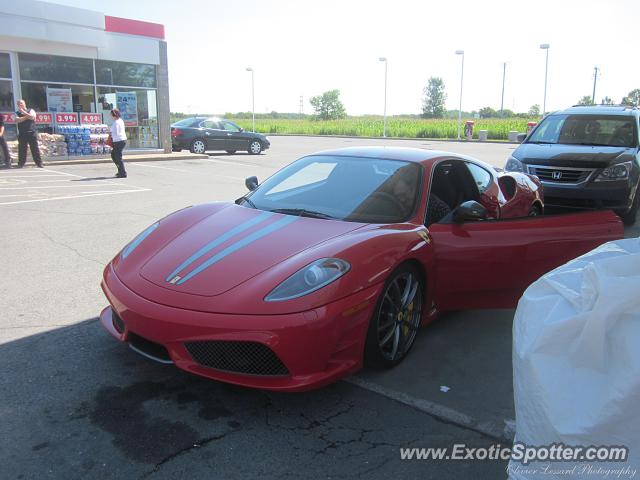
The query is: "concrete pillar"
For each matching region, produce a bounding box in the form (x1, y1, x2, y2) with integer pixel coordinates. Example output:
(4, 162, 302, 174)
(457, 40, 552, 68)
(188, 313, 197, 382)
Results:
(156, 41, 171, 153)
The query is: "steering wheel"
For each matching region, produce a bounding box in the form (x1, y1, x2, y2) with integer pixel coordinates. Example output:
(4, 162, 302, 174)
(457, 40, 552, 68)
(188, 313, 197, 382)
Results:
(368, 191, 407, 215)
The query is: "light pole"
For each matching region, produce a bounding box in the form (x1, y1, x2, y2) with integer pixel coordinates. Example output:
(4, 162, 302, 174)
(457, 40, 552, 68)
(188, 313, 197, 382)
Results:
(455, 50, 464, 140)
(500, 62, 506, 115)
(540, 44, 550, 116)
(246, 67, 255, 132)
(592, 66, 599, 104)
(379, 57, 387, 138)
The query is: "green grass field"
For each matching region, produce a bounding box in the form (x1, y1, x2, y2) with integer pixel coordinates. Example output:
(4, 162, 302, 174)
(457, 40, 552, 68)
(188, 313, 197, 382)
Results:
(229, 118, 537, 140)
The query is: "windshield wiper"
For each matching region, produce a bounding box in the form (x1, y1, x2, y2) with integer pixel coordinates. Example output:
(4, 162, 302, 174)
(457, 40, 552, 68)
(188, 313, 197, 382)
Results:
(527, 141, 555, 144)
(269, 208, 334, 219)
(235, 196, 257, 209)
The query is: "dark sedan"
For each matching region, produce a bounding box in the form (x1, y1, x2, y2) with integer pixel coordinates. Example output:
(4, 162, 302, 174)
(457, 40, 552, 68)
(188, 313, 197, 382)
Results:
(171, 117, 270, 155)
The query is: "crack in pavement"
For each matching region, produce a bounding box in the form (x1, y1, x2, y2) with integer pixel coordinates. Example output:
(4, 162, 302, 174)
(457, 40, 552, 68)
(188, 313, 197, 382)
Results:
(139, 430, 237, 479)
(40, 230, 104, 265)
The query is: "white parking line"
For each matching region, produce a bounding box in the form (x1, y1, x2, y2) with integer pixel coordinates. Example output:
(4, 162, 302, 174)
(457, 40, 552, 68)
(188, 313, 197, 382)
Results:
(0, 183, 131, 190)
(128, 163, 193, 173)
(0, 188, 150, 205)
(345, 377, 513, 443)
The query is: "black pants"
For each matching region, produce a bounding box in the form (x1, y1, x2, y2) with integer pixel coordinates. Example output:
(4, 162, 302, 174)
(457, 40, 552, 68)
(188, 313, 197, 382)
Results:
(18, 131, 42, 167)
(0, 136, 10, 167)
(111, 140, 126, 174)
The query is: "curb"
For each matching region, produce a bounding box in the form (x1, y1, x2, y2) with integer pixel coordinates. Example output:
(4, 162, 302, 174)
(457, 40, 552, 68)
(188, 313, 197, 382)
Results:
(32, 153, 209, 167)
(264, 133, 522, 145)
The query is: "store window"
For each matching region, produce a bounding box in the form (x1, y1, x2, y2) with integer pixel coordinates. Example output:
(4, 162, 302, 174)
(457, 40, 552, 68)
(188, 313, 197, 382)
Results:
(0, 53, 11, 79)
(98, 87, 159, 149)
(21, 83, 96, 113)
(18, 53, 93, 84)
(95, 60, 156, 88)
(0, 77, 16, 140)
(0, 80, 13, 110)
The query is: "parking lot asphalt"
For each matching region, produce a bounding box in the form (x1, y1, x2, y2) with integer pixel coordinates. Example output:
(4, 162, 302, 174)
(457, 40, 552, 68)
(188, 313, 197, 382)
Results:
(1, 136, 637, 479)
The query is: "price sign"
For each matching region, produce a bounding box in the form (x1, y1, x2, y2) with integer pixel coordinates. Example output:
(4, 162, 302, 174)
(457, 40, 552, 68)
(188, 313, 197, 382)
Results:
(36, 113, 53, 124)
(0, 112, 16, 123)
(80, 113, 103, 124)
(55, 113, 78, 124)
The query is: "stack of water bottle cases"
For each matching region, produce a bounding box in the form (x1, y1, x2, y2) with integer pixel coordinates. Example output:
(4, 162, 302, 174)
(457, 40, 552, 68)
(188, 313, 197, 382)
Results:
(57, 124, 112, 156)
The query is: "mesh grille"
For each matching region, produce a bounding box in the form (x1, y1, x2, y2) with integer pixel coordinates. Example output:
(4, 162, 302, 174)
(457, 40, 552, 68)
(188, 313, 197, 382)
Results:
(184, 341, 289, 376)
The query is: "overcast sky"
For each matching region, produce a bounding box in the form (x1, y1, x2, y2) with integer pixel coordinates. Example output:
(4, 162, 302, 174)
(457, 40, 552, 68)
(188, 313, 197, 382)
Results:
(49, 0, 640, 116)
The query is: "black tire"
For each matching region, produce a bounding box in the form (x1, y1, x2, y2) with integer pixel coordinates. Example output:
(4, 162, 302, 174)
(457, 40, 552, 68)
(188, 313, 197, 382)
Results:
(248, 140, 262, 155)
(189, 138, 207, 154)
(528, 203, 542, 217)
(364, 264, 424, 369)
(226, 150, 236, 155)
(172, 146, 182, 152)
(619, 192, 639, 226)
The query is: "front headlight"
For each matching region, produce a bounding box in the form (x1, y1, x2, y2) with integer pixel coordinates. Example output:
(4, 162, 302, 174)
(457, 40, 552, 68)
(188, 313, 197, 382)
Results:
(505, 156, 524, 172)
(121, 222, 159, 259)
(265, 258, 350, 302)
(595, 162, 632, 182)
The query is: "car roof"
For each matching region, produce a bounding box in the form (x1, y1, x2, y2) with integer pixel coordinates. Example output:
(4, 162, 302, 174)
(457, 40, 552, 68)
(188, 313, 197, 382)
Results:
(304, 146, 484, 166)
(551, 105, 639, 116)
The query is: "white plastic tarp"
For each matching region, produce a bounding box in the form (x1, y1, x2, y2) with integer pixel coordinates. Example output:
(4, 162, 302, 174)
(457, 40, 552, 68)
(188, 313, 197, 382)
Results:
(510, 238, 640, 479)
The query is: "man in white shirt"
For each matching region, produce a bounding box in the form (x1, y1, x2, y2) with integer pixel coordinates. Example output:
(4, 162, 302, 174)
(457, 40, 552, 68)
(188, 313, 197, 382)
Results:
(15, 99, 43, 168)
(109, 108, 128, 178)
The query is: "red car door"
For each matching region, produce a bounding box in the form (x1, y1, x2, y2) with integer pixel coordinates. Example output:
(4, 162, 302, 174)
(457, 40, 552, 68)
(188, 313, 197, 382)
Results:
(429, 210, 624, 311)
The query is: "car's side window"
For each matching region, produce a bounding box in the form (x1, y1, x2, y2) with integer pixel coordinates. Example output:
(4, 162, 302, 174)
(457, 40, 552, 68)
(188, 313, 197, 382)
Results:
(201, 120, 219, 129)
(465, 162, 492, 194)
(221, 122, 241, 132)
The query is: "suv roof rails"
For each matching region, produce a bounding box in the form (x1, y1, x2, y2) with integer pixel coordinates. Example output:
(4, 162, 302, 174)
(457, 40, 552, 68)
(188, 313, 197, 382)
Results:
(569, 104, 637, 110)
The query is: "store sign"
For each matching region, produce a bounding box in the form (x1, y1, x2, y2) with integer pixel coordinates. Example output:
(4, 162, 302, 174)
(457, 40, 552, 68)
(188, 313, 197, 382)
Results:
(55, 113, 79, 124)
(46, 87, 73, 113)
(80, 113, 103, 124)
(36, 113, 53, 124)
(116, 92, 138, 126)
(0, 112, 16, 124)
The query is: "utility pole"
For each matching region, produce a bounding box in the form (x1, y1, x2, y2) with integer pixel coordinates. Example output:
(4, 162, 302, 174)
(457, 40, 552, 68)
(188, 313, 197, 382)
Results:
(500, 62, 506, 115)
(592, 67, 599, 104)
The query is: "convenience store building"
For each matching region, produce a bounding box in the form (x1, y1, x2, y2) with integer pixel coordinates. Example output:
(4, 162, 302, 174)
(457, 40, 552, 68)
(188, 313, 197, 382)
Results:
(0, 0, 171, 153)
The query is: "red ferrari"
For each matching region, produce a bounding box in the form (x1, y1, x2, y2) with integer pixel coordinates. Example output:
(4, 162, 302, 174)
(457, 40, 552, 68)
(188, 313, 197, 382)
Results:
(100, 147, 623, 391)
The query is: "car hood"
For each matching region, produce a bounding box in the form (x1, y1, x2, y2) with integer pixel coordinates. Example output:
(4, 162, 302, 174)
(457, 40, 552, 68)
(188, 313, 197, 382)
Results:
(136, 204, 364, 297)
(515, 143, 635, 168)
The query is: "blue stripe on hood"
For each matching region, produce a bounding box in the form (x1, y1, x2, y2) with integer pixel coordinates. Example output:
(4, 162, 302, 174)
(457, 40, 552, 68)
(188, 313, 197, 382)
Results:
(176, 215, 298, 285)
(165, 211, 273, 282)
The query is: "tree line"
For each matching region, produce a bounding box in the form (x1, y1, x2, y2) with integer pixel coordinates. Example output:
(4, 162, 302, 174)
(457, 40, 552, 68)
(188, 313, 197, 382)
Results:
(171, 86, 640, 123)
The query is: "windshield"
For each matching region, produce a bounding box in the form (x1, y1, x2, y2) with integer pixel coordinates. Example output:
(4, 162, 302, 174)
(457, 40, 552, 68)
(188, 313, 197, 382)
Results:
(244, 155, 422, 223)
(528, 114, 638, 147)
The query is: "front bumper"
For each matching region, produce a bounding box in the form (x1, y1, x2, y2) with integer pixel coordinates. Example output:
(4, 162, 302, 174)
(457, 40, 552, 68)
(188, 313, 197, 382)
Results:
(100, 264, 381, 391)
(539, 179, 635, 211)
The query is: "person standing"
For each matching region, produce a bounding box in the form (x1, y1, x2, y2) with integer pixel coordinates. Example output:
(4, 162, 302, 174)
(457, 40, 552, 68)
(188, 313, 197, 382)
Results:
(0, 113, 11, 168)
(16, 99, 43, 168)
(109, 108, 127, 178)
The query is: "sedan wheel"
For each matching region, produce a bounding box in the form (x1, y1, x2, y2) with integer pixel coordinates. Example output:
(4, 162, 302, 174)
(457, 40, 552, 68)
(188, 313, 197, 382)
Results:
(248, 140, 262, 155)
(190, 139, 206, 154)
(365, 264, 424, 368)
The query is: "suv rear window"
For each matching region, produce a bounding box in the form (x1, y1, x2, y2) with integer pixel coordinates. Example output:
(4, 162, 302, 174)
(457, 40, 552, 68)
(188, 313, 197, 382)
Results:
(528, 114, 638, 148)
(173, 118, 203, 127)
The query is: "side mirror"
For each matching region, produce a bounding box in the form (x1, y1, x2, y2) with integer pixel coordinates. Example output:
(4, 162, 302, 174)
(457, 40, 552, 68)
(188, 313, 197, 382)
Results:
(452, 201, 487, 223)
(239, 127, 244, 132)
(245, 176, 259, 191)
(516, 133, 527, 143)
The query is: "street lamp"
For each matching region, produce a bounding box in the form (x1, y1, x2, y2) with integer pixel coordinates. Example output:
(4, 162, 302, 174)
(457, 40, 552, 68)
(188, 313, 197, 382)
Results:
(540, 44, 550, 116)
(455, 50, 464, 140)
(500, 62, 507, 115)
(246, 67, 255, 132)
(379, 57, 387, 138)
